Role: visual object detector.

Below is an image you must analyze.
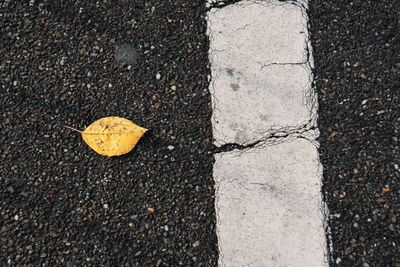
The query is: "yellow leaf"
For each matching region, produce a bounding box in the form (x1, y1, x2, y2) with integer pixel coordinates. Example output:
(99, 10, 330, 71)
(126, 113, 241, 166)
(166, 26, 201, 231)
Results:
(65, 117, 147, 156)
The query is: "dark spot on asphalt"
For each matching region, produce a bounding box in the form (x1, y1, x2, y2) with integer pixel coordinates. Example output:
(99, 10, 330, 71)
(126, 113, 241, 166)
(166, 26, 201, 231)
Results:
(115, 43, 139, 66)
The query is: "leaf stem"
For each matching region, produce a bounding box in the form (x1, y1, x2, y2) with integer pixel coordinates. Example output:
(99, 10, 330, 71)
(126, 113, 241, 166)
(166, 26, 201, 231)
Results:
(64, 125, 84, 133)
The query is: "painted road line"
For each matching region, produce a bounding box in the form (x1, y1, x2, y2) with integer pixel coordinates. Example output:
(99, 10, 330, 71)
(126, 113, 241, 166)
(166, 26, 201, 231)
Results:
(207, 1, 328, 266)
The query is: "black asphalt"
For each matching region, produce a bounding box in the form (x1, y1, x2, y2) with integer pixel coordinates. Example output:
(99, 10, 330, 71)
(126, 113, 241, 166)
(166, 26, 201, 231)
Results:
(1, 0, 399, 266)
(1, 1, 216, 266)
(310, 0, 399, 266)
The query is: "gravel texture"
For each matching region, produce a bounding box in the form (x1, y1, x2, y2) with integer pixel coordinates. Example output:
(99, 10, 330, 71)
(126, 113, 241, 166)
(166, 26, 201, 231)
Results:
(1, 1, 217, 266)
(310, 1, 400, 266)
(2, 0, 399, 266)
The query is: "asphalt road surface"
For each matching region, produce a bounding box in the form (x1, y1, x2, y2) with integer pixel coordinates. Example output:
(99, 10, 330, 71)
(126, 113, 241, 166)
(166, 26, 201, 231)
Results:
(310, 1, 399, 266)
(1, 1, 217, 266)
(1, 0, 399, 266)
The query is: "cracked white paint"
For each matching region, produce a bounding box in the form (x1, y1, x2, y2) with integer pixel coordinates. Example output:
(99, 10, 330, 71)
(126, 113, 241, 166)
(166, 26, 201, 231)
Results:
(212, 64, 313, 145)
(207, 0, 328, 266)
(208, 1, 316, 146)
(214, 140, 325, 266)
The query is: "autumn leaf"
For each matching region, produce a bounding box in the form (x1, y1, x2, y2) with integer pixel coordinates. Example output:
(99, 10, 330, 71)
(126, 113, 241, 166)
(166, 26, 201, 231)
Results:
(65, 116, 147, 156)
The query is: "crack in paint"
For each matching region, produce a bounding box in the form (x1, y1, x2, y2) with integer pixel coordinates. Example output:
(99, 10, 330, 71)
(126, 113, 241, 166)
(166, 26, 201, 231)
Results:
(205, 0, 243, 11)
(259, 62, 307, 69)
(206, 0, 304, 12)
(210, 123, 318, 153)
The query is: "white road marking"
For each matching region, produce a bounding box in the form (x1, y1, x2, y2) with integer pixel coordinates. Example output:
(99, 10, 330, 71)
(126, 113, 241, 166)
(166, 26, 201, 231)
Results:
(207, 1, 328, 266)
